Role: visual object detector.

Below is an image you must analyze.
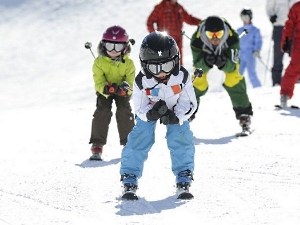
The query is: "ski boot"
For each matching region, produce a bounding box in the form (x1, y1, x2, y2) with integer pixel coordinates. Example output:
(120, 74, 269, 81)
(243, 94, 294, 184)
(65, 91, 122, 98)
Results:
(280, 94, 289, 108)
(237, 114, 252, 137)
(176, 170, 194, 200)
(89, 143, 103, 161)
(121, 174, 138, 200)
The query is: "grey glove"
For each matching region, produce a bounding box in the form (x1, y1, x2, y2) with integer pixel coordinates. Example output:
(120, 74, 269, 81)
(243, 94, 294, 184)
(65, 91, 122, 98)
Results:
(204, 54, 216, 68)
(252, 50, 260, 58)
(215, 54, 227, 69)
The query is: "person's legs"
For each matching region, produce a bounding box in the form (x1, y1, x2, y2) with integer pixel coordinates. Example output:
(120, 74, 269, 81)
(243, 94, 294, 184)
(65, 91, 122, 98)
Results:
(115, 95, 135, 145)
(272, 26, 284, 86)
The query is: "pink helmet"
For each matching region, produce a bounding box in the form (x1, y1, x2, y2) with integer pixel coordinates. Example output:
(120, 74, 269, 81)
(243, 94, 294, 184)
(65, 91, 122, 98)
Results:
(102, 25, 129, 43)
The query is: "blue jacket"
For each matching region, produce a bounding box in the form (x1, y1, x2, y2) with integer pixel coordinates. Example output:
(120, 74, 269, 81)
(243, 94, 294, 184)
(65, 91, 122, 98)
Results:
(237, 24, 262, 54)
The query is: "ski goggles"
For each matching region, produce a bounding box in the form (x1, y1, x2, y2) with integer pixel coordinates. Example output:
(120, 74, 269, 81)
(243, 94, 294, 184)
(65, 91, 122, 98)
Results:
(146, 59, 175, 75)
(104, 42, 125, 52)
(205, 30, 224, 39)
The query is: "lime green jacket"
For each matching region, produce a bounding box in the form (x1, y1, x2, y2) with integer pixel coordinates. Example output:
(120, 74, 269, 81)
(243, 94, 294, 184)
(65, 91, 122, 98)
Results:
(92, 54, 135, 97)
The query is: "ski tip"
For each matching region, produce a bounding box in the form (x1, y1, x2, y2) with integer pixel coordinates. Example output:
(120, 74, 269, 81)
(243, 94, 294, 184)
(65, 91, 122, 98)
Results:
(275, 104, 299, 109)
(177, 192, 194, 200)
(274, 104, 282, 109)
(236, 132, 249, 137)
(291, 105, 300, 109)
(121, 192, 138, 200)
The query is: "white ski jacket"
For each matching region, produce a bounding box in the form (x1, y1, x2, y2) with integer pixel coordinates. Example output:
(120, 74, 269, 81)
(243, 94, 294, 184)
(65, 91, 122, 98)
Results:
(266, 0, 298, 26)
(133, 67, 197, 125)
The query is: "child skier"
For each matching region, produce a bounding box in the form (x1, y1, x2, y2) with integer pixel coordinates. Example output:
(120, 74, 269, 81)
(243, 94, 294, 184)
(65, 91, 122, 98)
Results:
(119, 31, 197, 200)
(237, 7, 263, 88)
(88, 25, 135, 161)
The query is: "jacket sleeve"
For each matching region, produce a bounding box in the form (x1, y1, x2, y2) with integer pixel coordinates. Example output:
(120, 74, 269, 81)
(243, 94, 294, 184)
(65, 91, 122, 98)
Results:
(190, 26, 212, 73)
(92, 58, 108, 96)
(132, 79, 152, 122)
(180, 5, 201, 25)
(174, 72, 197, 124)
(124, 58, 136, 95)
(266, 0, 276, 17)
(221, 30, 240, 73)
(254, 27, 263, 51)
(147, 5, 160, 33)
(281, 3, 298, 48)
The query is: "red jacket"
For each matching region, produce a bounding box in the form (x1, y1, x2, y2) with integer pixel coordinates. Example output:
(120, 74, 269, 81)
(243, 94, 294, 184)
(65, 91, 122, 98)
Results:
(147, 0, 201, 40)
(281, 1, 300, 49)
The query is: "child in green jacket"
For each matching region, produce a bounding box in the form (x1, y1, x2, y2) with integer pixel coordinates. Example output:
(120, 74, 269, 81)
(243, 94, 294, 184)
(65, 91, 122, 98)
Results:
(190, 16, 253, 134)
(89, 25, 135, 160)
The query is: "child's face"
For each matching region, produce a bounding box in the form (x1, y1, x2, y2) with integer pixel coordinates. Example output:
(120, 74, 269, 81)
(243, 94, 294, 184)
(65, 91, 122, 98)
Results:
(106, 50, 121, 58)
(154, 71, 169, 79)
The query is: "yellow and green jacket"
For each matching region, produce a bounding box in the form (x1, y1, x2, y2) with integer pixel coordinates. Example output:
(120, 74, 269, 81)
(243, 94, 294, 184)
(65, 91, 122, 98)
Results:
(190, 18, 240, 74)
(92, 54, 135, 97)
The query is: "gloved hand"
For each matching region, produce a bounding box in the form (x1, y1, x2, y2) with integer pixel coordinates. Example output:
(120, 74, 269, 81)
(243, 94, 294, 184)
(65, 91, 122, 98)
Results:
(252, 50, 260, 58)
(116, 81, 130, 96)
(160, 109, 179, 125)
(215, 54, 227, 69)
(282, 37, 290, 53)
(204, 53, 216, 68)
(270, 15, 277, 23)
(146, 100, 168, 121)
(103, 82, 118, 95)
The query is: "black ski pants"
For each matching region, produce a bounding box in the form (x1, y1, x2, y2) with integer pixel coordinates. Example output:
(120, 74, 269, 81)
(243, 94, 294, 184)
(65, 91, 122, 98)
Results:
(89, 93, 134, 146)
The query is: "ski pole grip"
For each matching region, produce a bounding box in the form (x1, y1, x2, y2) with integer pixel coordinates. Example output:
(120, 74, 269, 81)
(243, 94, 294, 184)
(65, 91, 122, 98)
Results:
(194, 68, 203, 78)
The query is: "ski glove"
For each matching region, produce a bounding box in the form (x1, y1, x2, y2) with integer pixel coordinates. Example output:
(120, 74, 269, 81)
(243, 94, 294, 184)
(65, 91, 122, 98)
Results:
(103, 82, 118, 95)
(204, 53, 216, 68)
(146, 100, 168, 121)
(270, 15, 277, 23)
(215, 54, 227, 69)
(282, 37, 290, 53)
(252, 50, 260, 58)
(160, 109, 179, 125)
(116, 81, 130, 97)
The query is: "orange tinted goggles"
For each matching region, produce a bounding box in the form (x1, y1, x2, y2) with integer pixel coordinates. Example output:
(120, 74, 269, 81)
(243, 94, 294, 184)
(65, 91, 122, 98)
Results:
(205, 30, 224, 39)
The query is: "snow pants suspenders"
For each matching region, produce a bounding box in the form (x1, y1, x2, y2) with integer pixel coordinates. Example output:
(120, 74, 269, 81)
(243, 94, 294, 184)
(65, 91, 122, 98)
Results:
(120, 116, 195, 178)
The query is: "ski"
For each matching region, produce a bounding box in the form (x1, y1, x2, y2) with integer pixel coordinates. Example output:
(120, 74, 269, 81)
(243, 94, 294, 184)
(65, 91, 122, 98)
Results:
(236, 125, 253, 137)
(177, 191, 194, 200)
(275, 104, 299, 110)
(121, 183, 138, 200)
(176, 183, 194, 200)
(121, 191, 138, 200)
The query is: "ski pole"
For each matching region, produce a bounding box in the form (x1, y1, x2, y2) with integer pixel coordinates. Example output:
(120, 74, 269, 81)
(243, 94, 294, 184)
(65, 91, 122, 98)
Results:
(239, 29, 248, 39)
(192, 68, 203, 82)
(84, 42, 96, 59)
(264, 34, 273, 85)
(180, 30, 191, 40)
(256, 55, 271, 72)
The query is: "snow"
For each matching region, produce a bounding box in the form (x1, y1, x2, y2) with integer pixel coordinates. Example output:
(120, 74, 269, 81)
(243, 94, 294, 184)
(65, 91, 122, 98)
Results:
(1, 0, 300, 224)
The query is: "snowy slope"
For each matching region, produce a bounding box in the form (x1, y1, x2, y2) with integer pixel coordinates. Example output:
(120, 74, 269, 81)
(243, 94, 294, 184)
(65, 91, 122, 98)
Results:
(1, 0, 300, 225)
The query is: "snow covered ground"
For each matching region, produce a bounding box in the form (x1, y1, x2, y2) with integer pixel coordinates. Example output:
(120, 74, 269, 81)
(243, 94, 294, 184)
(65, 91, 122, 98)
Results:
(1, 0, 300, 224)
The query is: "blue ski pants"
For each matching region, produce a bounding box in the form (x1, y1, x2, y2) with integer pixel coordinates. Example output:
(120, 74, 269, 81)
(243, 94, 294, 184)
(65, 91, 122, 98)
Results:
(120, 116, 195, 179)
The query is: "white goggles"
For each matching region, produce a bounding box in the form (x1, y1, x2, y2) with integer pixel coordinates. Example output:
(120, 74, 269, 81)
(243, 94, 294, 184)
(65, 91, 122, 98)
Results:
(146, 60, 175, 75)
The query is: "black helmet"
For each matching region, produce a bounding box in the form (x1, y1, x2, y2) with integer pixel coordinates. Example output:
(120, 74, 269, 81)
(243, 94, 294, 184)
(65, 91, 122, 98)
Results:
(139, 31, 180, 78)
(241, 7, 253, 21)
